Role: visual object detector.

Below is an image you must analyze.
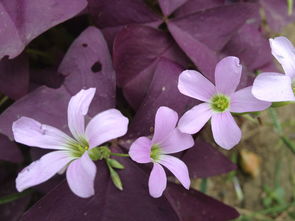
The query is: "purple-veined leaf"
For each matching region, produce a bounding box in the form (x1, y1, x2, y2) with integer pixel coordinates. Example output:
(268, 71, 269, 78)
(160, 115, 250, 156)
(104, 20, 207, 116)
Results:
(221, 15, 272, 72)
(87, 0, 162, 47)
(21, 158, 179, 221)
(113, 25, 190, 110)
(158, 0, 188, 16)
(127, 58, 195, 139)
(167, 3, 258, 81)
(167, 22, 218, 82)
(0, 53, 29, 99)
(182, 139, 236, 178)
(0, 179, 31, 221)
(173, 0, 224, 17)
(169, 3, 258, 51)
(0, 0, 88, 59)
(165, 183, 240, 221)
(0, 133, 22, 163)
(0, 27, 115, 139)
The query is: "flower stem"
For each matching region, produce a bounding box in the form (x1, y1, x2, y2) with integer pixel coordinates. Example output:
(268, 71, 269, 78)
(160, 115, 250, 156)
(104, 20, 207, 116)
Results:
(110, 152, 129, 157)
(0, 189, 32, 205)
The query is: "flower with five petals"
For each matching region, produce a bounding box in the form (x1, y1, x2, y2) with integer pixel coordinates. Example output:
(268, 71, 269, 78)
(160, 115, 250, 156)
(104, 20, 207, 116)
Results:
(129, 106, 194, 198)
(178, 56, 270, 149)
(13, 88, 129, 198)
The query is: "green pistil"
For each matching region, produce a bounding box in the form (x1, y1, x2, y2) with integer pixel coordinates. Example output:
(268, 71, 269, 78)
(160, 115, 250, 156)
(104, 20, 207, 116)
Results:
(210, 94, 230, 112)
(150, 145, 161, 162)
(68, 140, 89, 158)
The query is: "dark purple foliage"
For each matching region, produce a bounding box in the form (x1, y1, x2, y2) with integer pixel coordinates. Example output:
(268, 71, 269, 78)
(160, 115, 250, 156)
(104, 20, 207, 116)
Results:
(113, 25, 190, 109)
(158, 0, 188, 16)
(0, 0, 87, 59)
(0, 54, 29, 99)
(165, 183, 240, 221)
(21, 155, 238, 221)
(182, 139, 236, 178)
(0, 180, 31, 221)
(0, 27, 115, 139)
(87, 0, 161, 46)
(126, 58, 195, 138)
(0, 134, 22, 163)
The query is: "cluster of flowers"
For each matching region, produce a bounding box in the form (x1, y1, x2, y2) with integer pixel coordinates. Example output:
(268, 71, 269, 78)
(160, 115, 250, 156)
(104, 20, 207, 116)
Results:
(12, 36, 295, 199)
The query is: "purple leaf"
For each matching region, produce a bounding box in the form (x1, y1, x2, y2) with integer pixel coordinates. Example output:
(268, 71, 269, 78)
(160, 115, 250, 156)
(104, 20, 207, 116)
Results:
(127, 58, 195, 139)
(113, 25, 190, 109)
(0, 27, 115, 139)
(167, 22, 218, 82)
(182, 139, 236, 178)
(0, 179, 31, 221)
(21, 159, 179, 221)
(221, 18, 272, 72)
(87, 0, 161, 46)
(167, 3, 258, 81)
(0, 53, 29, 99)
(169, 3, 257, 52)
(0, 0, 88, 59)
(114, 25, 173, 87)
(173, 0, 224, 17)
(0, 133, 22, 163)
(165, 183, 240, 221)
(158, 0, 188, 16)
(260, 0, 295, 32)
(29, 68, 64, 90)
(58, 26, 116, 116)
(88, 0, 160, 28)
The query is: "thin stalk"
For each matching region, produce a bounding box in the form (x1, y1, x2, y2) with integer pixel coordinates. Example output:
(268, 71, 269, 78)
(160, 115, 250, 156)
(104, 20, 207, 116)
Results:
(110, 152, 129, 157)
(0, 189, 32, 205)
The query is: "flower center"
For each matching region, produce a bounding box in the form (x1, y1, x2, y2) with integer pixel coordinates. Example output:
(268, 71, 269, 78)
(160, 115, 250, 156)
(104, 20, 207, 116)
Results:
(68, 138, 89, 158)
(150, 145, 161, 162)
(210, 94, 230, 112)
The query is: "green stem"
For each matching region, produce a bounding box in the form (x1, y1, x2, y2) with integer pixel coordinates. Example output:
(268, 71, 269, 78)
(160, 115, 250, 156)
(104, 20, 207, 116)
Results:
(268, 108, 283, 135)
(200, 178, 207, 193)
(110, 152, 129, 157)
(288, 0, 293, 15)
(0, 96, 9, 107)
(0, 189, 32, 205)
(268, 108, 295, 153)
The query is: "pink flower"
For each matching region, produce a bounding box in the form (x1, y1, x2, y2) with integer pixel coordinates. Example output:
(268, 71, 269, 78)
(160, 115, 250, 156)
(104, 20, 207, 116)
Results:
(129, 106, 194, 198)
(252, 36, 295, 102)
(13, 88, 128, 198)
(178, 56, 270, 149)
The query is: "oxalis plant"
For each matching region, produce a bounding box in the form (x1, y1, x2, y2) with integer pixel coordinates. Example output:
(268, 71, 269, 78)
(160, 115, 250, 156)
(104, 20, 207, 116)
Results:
(0, 0, 294, 221)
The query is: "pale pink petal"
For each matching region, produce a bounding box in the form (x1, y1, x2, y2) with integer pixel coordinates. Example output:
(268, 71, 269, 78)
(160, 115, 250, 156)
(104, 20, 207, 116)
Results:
(230, 86, 271, 113)
(159, 155, 190, 189)
(148, 163, 167, 198)
(152, 106, 178, 145)
(252, 72, 295, 102)
(68, 88, 96, 141)
(13, 117, 74, 150)
(16, 151, 72, 192)
(159, 128, 194, 154)
(85, 109, 128, 148)
(215, 56, 242, 95)
(211, 112, 241, 150)
(129, 137, 152, 164)
(66, 152, 96, 198)
(270, 37, 295, 78)
(178, 70, 216, 102)
(178, 103, 212, 134)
